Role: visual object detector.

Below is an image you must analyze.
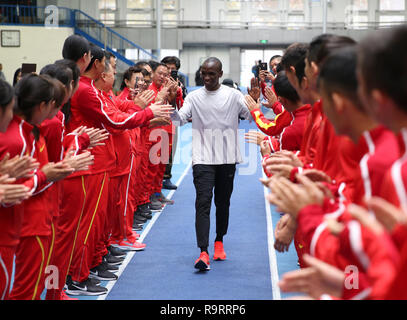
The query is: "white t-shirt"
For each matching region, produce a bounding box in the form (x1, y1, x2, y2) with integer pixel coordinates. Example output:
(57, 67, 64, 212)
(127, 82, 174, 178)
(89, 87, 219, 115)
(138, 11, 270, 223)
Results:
(172, 85, 251, 165)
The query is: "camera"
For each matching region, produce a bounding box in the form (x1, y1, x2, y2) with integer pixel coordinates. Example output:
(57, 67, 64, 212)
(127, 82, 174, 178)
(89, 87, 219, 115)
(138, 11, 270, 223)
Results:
(171, 70, 179, 81)
(259, 62, 268, 71)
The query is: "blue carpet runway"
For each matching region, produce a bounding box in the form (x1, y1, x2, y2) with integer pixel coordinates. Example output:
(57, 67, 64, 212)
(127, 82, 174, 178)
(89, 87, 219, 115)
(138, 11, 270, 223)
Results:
(93, 120, 299, 300)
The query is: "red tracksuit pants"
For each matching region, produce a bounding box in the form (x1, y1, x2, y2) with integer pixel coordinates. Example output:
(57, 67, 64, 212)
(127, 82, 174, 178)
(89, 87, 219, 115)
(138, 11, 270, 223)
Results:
(0, 246, 16, 300)
(9, 235, 51, 300)
(46, 172, 109, 297)
(106, 173, 129, 244)
(147, 130, 173, 196)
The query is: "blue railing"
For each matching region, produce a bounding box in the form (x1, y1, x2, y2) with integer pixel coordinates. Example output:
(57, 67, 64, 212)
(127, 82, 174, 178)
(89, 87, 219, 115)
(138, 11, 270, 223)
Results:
(0, 5, 72, 26)
(0, 4, 189, 85)
(73, 9, 157, 61)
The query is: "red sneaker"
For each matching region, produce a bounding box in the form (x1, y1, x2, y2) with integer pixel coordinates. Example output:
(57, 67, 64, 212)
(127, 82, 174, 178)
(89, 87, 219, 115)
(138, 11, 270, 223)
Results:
(111, 240, 146, 251)
(194, 252, 210, 271)
(61, 290, 79, 300)
(213, 241, 226, 261)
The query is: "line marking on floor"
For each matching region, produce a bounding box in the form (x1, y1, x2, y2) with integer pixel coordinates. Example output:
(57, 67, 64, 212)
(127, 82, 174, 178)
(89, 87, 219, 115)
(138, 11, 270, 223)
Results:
(98, 160, 193, 300)
(263, 172, 281, 300)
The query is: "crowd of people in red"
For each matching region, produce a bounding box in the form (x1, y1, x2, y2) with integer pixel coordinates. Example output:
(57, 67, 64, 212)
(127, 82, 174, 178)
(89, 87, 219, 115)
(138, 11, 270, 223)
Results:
(0, 34, 184, 299)
(245, 25, 407, 300)
(0, 23, 406, 301)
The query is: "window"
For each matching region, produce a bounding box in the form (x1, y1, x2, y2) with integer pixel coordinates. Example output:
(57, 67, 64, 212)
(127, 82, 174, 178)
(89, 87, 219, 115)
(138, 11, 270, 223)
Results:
(251, 13, 279, 27)
(346, 14, 368, 29)
(380, 0, 405, 11)
(99, 0, 116, 10)
(163, 0, 177, 10)
(126, 48, 139, 61)
(163, 12, 178, 26)
(126, 13, 152, 25)
(253, 0, 279, 11)
(289, 0, 304, 11)
(225, 0, 241, 11)
(127, 0, 152, 10)
(287, 14, 305, 29)
(379, 15, 405, 27)
(224, 12, 241, 27)
(352, 0, 368, 11)
(346, 1, 368, 29)
(100, 13, 115, 25)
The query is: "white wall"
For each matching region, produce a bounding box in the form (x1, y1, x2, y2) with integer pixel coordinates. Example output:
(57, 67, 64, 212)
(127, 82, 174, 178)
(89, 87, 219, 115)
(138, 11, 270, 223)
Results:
(0, 25, 74, 84)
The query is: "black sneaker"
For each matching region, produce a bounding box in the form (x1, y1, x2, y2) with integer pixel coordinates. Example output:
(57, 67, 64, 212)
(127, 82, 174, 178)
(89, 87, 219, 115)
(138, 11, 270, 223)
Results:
(147, 201, 162, 212)
(89, 265, 118, 281)
(108, 245, 127, 258)
(133, 213, 147, 223)
(65, 278, 107, 296)
(101, 260, 120, 272)
(132, 222, 143, 231)
(139, 211, 152, 220)
(104, 252, 124, 266)
(139, 203, 152, 214)
(163, 179, 177, 190)
(88, 277, 101, 286)
(158, 192, 175, 205)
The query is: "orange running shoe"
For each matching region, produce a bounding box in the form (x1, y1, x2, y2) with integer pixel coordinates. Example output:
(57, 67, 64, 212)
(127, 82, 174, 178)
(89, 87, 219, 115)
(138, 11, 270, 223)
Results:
(61, 290, 79, 300)
(194, 252, 210, 271)
(213, 241, 226, 261)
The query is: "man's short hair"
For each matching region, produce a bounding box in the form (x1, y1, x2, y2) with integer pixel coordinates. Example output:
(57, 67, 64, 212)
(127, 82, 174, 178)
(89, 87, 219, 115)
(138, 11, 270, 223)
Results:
(318, 46, 364, 112)
(281, 43, 309, 84)
(161, 56, 181, 70)
(202, 57, 223, 71)
(307, 34, 356, 67)
(358, 25, 407, 110)
(273, 71, 300, 103)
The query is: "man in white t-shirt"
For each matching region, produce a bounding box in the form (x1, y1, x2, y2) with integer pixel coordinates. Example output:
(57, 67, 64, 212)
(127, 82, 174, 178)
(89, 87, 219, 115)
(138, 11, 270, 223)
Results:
(172, 57, 251, 271)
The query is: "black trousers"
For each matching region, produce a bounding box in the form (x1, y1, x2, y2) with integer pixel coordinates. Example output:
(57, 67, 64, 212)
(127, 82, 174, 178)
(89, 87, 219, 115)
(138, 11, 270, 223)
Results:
(192, 164, 236, 249)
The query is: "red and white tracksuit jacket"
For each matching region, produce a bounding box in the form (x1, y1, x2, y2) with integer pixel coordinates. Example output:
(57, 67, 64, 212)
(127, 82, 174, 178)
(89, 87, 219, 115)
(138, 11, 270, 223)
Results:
(146, 82, 183, 196)
(293, 126, 402, 299)
(0, 115, 48, 300)
(252, 104, 311, 153)
(52, 75, 153, 292)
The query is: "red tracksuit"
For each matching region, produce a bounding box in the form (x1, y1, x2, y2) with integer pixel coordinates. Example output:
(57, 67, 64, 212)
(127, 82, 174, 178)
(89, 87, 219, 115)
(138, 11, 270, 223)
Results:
(8, 124, 54, 300)
(293, 125, 399, 269)
(312, 115, 361, 204)
(377, 128, 407, 251)
(296, 201, 399, 300)
(101, 92, 140, 247)
(0, 115, 47, 300)
(43, 112, 91, 300)
(297, 100, 323, 167)
(52, 76, 154, 295)
(385, 225, 407, 300)
(252, 104, 311, 153)
(146, 83, 183, 197)
(117, 87, 143, 242)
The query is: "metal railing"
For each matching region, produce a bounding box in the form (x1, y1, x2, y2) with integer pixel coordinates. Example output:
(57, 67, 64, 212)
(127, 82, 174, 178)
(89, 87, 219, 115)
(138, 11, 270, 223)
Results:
(94, 18, 407, 30)
(0, 5, 191, 85)
(1, 4, 405, 31)
(0, 4, 73, 26)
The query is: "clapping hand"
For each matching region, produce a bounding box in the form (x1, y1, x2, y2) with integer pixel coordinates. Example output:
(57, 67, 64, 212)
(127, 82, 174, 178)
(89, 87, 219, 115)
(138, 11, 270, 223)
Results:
(0, 153, 39, 180)
(134, 89, 155, 109)
(268, 174, 324, 218)
(245, 130, 267, 146)
(279, 254, 345, 299)
(0, 174, 32, 205)
(84, 127, 110, 149)
(247, 77, 261, 102)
